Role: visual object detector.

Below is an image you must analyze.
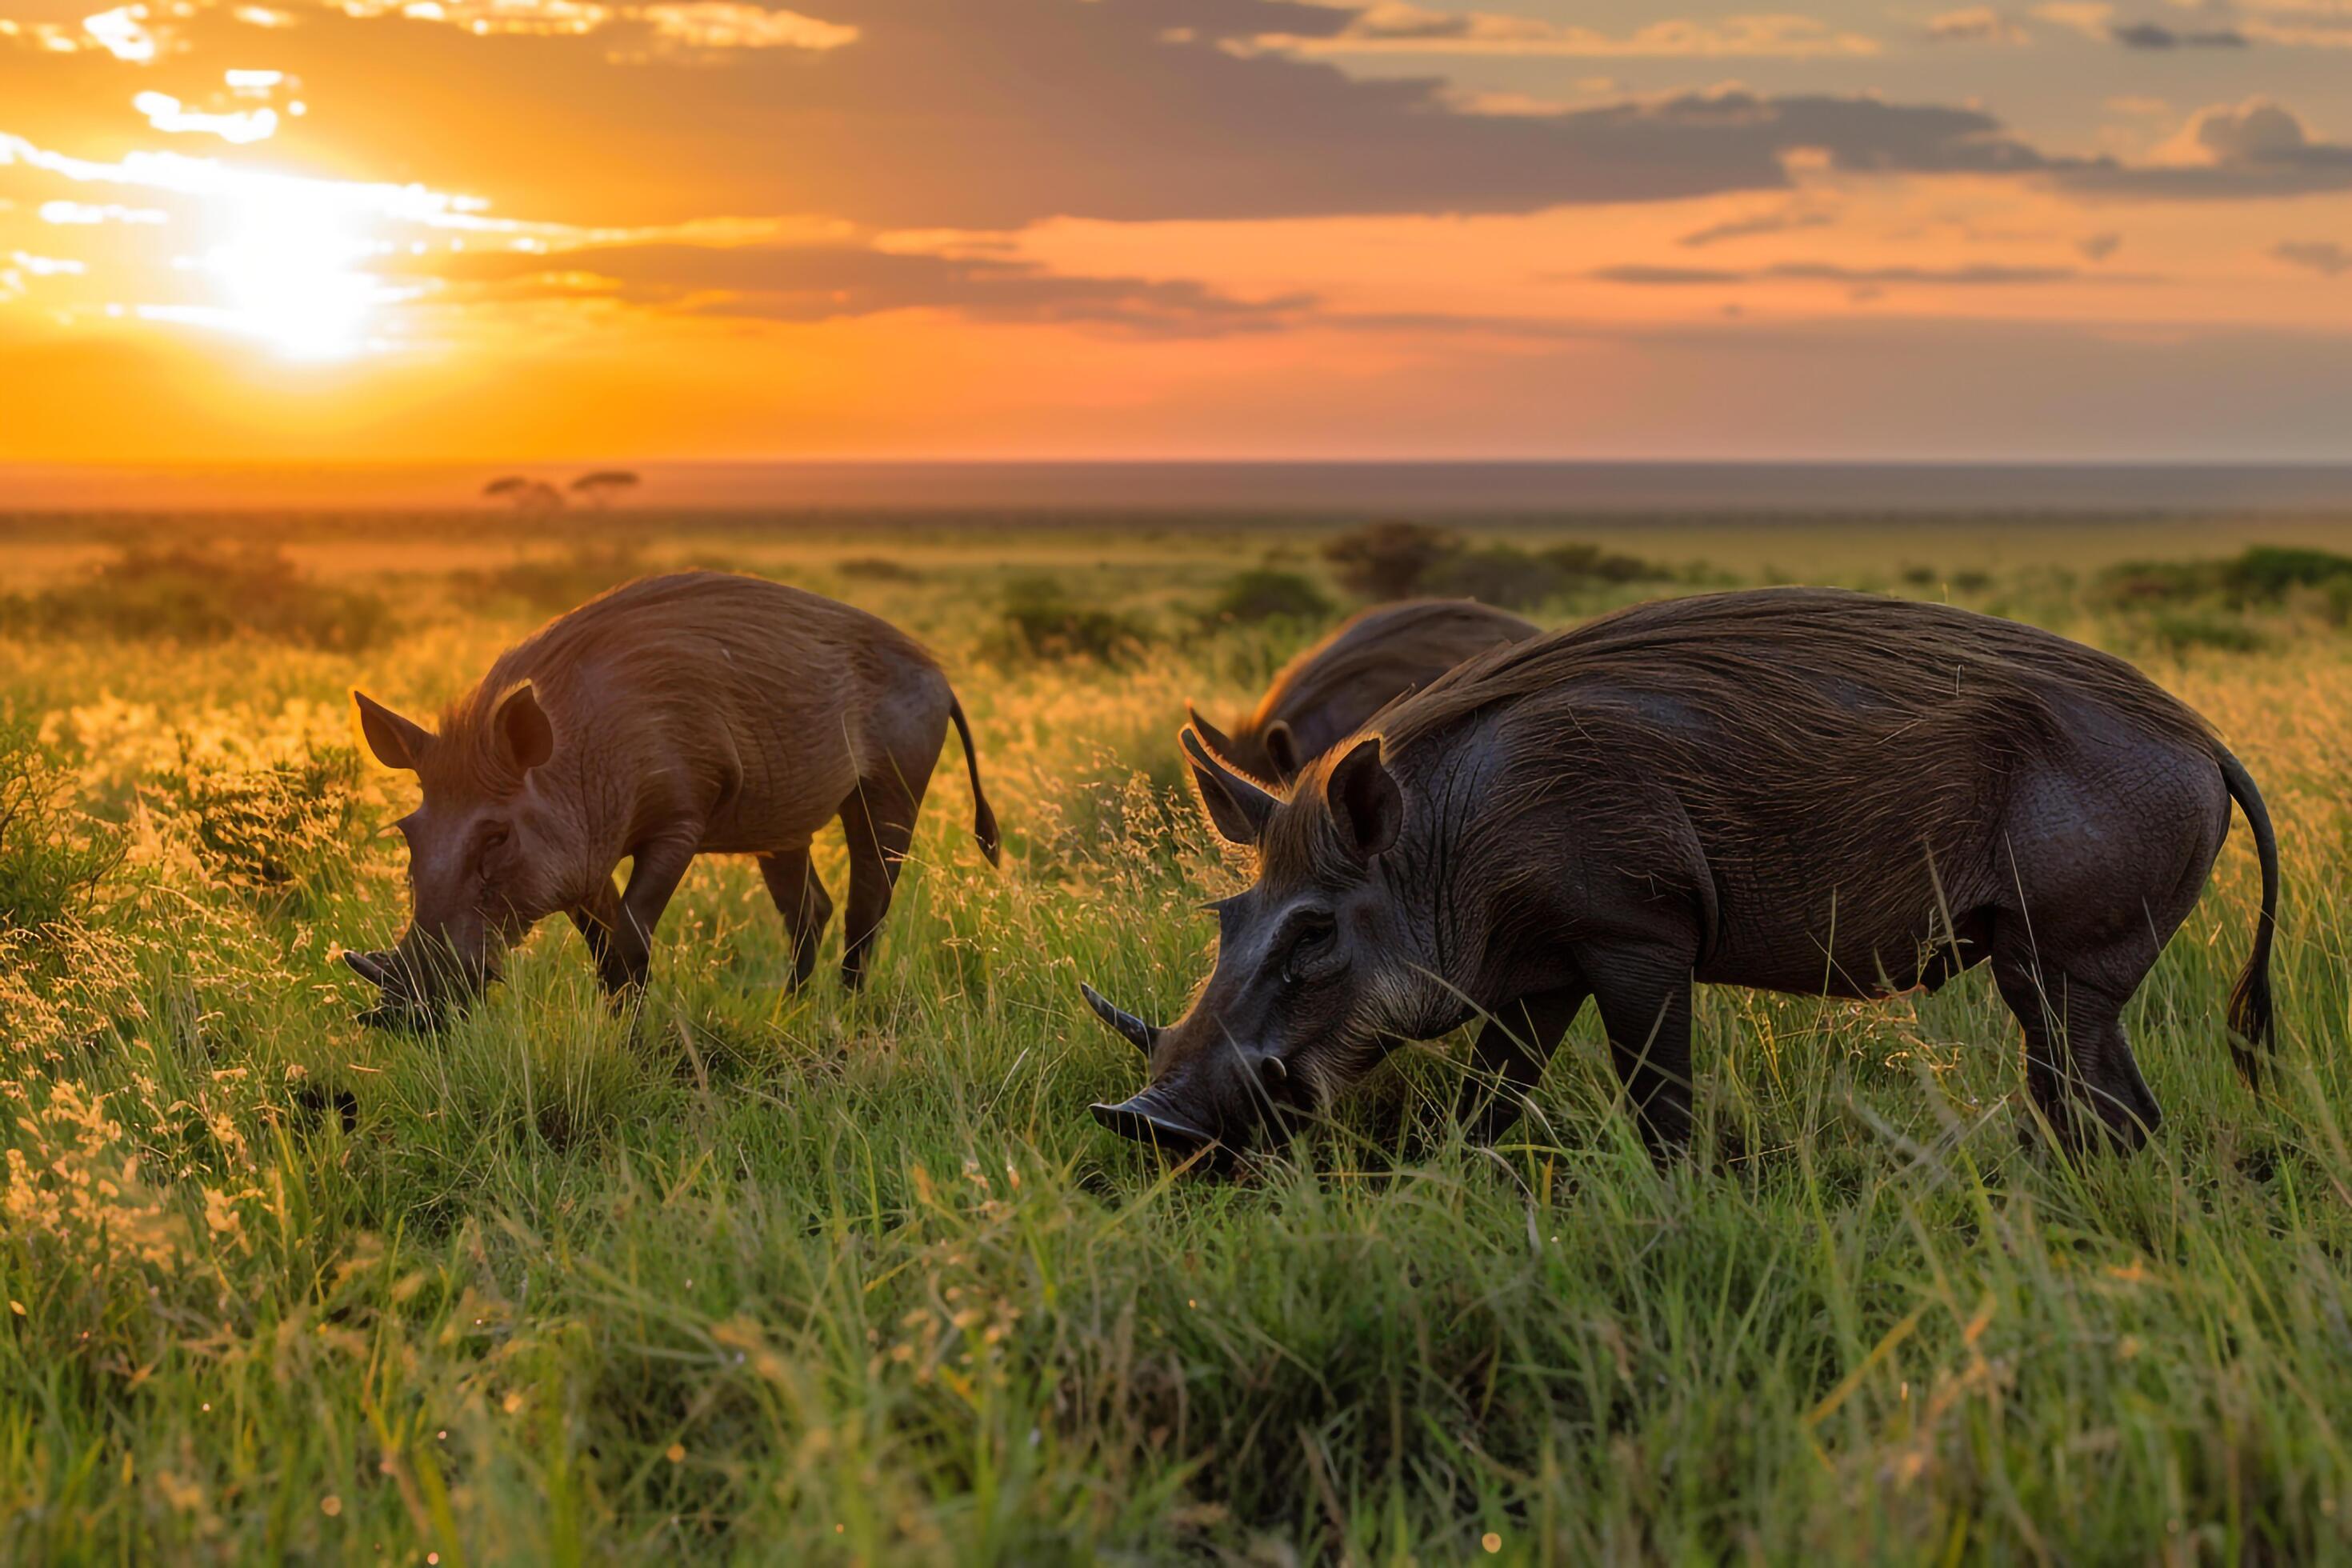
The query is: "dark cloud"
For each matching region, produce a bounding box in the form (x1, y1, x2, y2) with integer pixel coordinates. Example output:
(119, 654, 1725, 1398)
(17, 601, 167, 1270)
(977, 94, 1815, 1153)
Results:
(2111, 21, 2248, 47)
(1678, 207, 1837, 247)
(1590, 262, 2150, 285)
(2272, 241, 2352, 277)
(394, 239, 1313, 335)
(39, 3, 2061, 232)
(2066, 99, 2352, 199)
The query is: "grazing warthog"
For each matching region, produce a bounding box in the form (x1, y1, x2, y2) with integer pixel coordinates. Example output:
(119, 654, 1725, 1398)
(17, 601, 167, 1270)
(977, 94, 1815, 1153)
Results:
(1086, 588, 2279, 1162)
(1186, 600, 1538, 783)
(344, 571, 998, 1023)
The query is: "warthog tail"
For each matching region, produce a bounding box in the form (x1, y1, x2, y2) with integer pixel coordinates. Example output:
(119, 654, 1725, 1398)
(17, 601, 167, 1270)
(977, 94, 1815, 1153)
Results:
(949, 694, 1002, 867)
(2219, 747, 2280, 1089)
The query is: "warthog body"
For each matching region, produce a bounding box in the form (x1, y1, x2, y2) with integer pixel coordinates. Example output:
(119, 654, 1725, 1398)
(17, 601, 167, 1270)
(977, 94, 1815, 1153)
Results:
(346, 571, 998, 1020)
(1087, 588, 2278, 1160)
(1189, 599, 1539, 782)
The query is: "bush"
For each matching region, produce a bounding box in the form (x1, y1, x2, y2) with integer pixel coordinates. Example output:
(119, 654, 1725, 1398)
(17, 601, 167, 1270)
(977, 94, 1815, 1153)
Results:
(994, 576, 1151, 665)
(2146, 610, 2266, 655)
(1322, 522, 1462, 600)
(1422, 546, 1562, 610)
(2098, 546, 2352, 613)
(1540, 542, 1662, 584)
(1202, 570, 1333, 626)
(0, 722, 122, 940)
(0, 547, 394, 651)
(452, 542, 653, 614)
(2231, 546, 2352, 599)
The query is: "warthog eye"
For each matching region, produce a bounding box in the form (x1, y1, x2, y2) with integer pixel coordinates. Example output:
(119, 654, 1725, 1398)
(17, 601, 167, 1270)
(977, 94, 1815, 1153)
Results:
(1281, 913, 1338, 986)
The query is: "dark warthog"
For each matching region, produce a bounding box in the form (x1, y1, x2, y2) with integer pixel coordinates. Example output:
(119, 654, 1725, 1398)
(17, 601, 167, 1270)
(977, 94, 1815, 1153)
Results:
(344, 571, 998, 1023)
(1086, 588, 2278, 1162)
(1186, 599, 1538, 782)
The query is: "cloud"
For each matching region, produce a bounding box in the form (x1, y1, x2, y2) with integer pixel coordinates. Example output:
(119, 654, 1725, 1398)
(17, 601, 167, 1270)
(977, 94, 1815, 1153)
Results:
(639, 4, 859, 50)
(1926, 7, 2031, 44)
(2032, 2, 2116, 38)
(2077, 230, 2122, 260)
(2068, 98, 2352, 198)
(2272, 240, 2352, 275)
(1267, 7, 1882, 58)
(10, 6, 2061, 232)
(2110, 20, 2247, 46)
(394, 238, 1314, 336)
(1589, 261, 2150, 285)
(1678, 206, 1837, 247)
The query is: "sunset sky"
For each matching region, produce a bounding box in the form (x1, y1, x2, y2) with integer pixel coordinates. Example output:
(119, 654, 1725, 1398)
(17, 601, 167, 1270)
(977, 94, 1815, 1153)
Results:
(3, 0, 2350, 468)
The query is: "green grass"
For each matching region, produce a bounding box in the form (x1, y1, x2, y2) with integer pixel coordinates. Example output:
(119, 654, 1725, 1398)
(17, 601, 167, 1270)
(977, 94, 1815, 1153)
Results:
(2, 517, 2350, 1562)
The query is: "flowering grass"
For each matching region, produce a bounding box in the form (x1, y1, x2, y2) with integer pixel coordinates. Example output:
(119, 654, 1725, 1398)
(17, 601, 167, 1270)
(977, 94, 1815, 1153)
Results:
(1, 515, 2348, 1563)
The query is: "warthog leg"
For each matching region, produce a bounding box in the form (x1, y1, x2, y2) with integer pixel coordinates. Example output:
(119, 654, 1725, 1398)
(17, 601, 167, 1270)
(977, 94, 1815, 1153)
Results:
(1458, 986, 1590, 1145)
(759, 845, 835, 990)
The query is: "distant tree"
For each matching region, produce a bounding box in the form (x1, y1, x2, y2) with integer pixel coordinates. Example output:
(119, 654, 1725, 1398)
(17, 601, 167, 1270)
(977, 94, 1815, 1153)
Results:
(483, 475, 566, 514)
(570, 470, 642, 509)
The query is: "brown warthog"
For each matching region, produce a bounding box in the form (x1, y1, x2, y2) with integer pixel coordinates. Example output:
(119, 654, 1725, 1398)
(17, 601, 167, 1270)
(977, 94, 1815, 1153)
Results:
(344, 571, 998, 1022)
(1186, 599, 1538, 783)
(1085, 588, 2278, 1162)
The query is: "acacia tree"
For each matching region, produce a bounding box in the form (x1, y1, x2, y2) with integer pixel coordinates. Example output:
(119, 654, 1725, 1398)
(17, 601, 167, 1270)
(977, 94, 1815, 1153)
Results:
(570, 470, 642, 509)
(483, 476, 566, 514)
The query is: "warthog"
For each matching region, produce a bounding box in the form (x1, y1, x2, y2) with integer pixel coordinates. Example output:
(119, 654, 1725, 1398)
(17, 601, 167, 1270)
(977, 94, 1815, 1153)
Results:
(344, 571, 998, 1022)
(1186, 599, 1538, 783)
(1086, 588, 2279, 1161)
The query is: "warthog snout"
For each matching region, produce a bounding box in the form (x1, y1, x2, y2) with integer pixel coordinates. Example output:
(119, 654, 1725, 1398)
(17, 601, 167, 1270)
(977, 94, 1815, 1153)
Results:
(1087, 1089, 1215, 1155)
(343, 942, 490, 1032)
(1082, 978, 1310, 1161)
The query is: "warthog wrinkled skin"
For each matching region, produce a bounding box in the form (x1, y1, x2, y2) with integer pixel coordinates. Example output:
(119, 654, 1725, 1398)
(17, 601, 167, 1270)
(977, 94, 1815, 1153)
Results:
(1087, 588, 2280, 1162)
(345, 571, 998, 1023)
(1187, 600, 1538, 783)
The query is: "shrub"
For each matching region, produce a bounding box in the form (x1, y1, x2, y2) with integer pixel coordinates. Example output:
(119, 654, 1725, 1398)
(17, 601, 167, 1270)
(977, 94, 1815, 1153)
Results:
(2098, 559, 2225, 606)
(2146, 610, 2266, 655)
(2099, 546, 2352, 612)
(452, 542, 653, 614)
(1540, 542, 1662, 584)
(1202, 570, 1333, 626)
(994, 576, 1150, 665)
(0, 547, 394, 651)
(0, 722, 122, 940)
(1322, 522, 1462, 600)
(2231, 546, 2352, 599)
(1422, 546, 1562, 610)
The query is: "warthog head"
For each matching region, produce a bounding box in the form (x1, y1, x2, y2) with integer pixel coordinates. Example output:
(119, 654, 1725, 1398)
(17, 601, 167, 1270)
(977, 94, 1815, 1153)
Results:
(1084, 726, 1456, 1158)
(344, 683, 572, 1025)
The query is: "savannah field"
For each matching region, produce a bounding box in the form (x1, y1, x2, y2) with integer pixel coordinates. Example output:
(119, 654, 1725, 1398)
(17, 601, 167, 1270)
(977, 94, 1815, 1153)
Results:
(3, 507, 2351, 1565)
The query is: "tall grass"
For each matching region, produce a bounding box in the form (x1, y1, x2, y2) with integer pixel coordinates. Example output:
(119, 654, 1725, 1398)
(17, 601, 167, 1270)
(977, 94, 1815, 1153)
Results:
(1, 521, 2347, 1562)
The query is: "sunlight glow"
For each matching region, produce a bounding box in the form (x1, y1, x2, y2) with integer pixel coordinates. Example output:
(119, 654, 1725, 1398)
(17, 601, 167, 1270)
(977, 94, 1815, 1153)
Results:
(196, 198, 386, 357)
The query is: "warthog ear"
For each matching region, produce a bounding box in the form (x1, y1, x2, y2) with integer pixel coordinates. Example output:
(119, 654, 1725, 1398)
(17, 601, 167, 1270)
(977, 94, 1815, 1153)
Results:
(1182, 726, 1278, 846)
(354, 690, 434, 772)
(1185, 703, 1242, 766)
(1262, 720, 1301, 779)
(1326, 738, 1402, 860)
(492, 681, 555, 774)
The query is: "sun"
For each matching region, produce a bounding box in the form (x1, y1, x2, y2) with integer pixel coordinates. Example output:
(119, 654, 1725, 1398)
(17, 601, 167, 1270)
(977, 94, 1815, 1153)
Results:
(201, 191, 382, 360)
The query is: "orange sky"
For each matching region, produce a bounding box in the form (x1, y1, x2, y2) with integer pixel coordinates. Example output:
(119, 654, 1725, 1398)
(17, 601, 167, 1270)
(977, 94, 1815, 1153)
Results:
(4, 0, 2351, 472)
